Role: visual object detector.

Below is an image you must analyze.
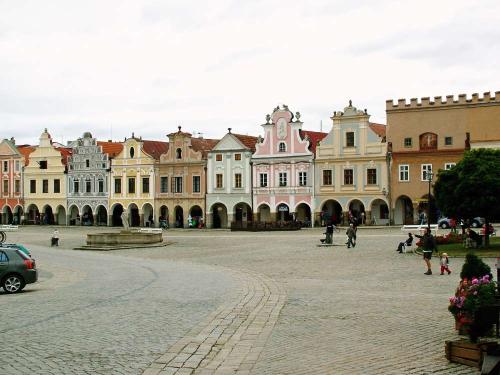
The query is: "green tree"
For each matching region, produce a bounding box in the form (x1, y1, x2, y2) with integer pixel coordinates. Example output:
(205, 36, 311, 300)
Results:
(434, 149, 500, 246)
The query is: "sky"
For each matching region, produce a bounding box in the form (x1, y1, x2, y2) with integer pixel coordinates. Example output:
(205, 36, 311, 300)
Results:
(1, 0, 500, 146)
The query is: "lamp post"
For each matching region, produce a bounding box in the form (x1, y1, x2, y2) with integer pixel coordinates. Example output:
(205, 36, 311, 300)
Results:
(427, 170, 433, 231)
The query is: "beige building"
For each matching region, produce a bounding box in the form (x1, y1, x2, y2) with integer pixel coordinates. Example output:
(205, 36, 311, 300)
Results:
(109, 135, 168, 227)
(386, 91, 500, 224)
(315, 102, 388, 226)
(156, 127, 218, 228)
(23, 129, 71, 225)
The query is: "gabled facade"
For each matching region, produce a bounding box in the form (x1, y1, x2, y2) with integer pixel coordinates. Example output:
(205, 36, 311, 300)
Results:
(23, 129, 70, 225)
(109, 135, 167, 227)
(0, 138, 25, 224)
(67, 132, 122, 226)
(315, 101, 388, 226)
(252, 105, 323, 226)
(206, 129, 258, 228)
(156, 127, 217, 228)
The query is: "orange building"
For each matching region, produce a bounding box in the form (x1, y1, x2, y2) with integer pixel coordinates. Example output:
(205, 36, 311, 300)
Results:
(386, 91, 500, 224)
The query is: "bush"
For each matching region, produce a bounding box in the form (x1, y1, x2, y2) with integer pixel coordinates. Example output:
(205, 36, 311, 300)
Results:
(460, 253, 492, 280)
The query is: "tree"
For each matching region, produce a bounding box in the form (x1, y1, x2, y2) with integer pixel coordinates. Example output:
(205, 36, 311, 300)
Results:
(434, 149, 500, 246)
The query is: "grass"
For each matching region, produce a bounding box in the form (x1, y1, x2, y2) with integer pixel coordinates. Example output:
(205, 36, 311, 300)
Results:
(435, 236, 500, 257)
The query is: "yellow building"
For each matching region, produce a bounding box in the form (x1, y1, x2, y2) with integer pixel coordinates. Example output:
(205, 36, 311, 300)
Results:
(109, 135, 168, 227)
(23, 129, 70, 225)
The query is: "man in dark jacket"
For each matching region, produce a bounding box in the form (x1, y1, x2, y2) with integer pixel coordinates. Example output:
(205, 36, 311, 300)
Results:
(415, 228, 436, 275)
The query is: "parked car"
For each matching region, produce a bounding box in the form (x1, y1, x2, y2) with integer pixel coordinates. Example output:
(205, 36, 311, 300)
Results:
(438, 217, 451, 229)
(0, 244, 37, 294)
(471, 217, 485, 228)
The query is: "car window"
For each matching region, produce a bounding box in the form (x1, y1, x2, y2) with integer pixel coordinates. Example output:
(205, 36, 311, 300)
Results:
(0, 251, 8, 262)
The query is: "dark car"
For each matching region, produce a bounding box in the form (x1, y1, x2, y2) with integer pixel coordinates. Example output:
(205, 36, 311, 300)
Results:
(0, 245, 38, 294)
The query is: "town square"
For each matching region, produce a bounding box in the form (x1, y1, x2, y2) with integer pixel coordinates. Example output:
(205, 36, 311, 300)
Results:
(1, 1, 500, 374)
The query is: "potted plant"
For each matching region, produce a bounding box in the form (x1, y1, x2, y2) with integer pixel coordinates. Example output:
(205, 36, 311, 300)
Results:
(446, 254, 498, 368)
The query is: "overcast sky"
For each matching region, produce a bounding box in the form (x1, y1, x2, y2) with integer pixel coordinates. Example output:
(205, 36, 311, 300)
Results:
(1, 0, 499, 146)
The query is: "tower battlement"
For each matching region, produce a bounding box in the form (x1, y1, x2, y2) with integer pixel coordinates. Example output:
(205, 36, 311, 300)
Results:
(386, 91, 500, 111)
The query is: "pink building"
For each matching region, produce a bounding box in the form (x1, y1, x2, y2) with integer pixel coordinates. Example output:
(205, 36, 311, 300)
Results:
(252, 105, 326, 226)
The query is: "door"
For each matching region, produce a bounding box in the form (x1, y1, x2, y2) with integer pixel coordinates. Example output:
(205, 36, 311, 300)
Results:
(0, 251, 9, 279)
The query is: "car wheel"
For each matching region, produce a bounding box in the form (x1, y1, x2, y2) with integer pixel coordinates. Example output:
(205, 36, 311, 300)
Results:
(471, 221, 479, 228)
(2, 275, 25, 294)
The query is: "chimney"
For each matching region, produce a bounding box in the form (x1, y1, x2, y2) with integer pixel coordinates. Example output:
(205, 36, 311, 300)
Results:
(10, 137, 15, 144)
(228, 128, 232, 133)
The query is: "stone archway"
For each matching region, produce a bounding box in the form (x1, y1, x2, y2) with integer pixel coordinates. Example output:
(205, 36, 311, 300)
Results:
(189, 205, 203, 228)
(13, 205, 23, 225)
(96, 205, 108, 226)
(257, 204, 271, 223)
(210, 203, 227, 229)
(142, 203, 154, 227)
(159, 205, 169, 227)
(321, 200, 343, 226)
(348, 199, 365, 225)
(394, 195, 413, 225)
(128, 203, 140, 227)
(2, 206, 13, 224)
(55, 206, 66, 225)
(82, 205, 93, 226)
(68, 205, 80, 225)
(27, 204, 39, 225)
(111, 204, 124, 226)
(295, 203, 311, 226)
(174, 206, 184, 228)
(370, 199, 389, 225)
(42, 205, 54, 225)
(276, 203, 291, 222)
(233, 202, 252, 226)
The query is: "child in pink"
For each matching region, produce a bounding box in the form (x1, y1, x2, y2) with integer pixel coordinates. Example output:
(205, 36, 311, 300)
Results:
(440, 253, 451, 275)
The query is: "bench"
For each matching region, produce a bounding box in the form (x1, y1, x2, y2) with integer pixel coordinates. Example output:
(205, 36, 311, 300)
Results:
(138, 228, 163, 234)
(401, 224, 439, 235)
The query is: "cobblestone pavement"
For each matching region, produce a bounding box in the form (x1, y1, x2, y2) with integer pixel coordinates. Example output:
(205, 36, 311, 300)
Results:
(2, 226, 496, 374)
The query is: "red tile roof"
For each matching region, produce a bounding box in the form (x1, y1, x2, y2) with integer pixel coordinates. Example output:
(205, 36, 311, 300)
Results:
(369, 122, 386, 138)
(300, 130, 328, 155)
(191, 138, 219, 158)
(233, 133, 259, 152)
(142, 140, 169, 160)
(17, 145, 35, 166)
(55, 147, 72, 166)
(97, 141, 124, 158)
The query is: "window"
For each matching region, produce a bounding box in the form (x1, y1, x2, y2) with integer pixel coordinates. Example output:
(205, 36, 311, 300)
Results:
(404, 137, 412, 147)
(399, 165, 409, 181)
(421, 164, 432, 181)
(174, 177, 183, 193)
(160, 177, 168, 193)
(278, 142, 286, 152)
(30, 180, 36, 193)
(216, 174, 223, 189)
(323, 170, 332, 185)
(74, 180, 80, 193)
(14, 179, 20, 194)
(367, 168, 377, 185)
(343, 169, 353, 185)
(129, 147, 135, 158)
(15, 160, 20, 172)
(3, 180, 7, 194)
(445, 136, 453, 146)
(259, 173, 268, 187)
(42, 179, 49, 193)
(445, 163, 456, 170)
(128, 177, 136, 194)
(98, 179, 104, 193)
(193, 176, 201, 193)
(176, 148, 182, 159)
(216, 154, 222, 161)
(114, 178, 121, 194)
(39, 160, 47, 169)
(279, 172, 287, 187)
(54, 179, 60, 193)
(234, 153, 241, 161)
(2, 161, 7, 173)
(85, 178, 91, 193)
(299, 172, 307, 186)
(86, 159, 90, 168)
(142, 177, 150, 193)
(346, 132, 355, 147)
(0, 251, 8, 262)
(234, 173, 242, 188)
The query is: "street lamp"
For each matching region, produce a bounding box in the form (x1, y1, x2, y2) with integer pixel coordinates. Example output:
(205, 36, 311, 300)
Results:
(427, 170, 433, 231)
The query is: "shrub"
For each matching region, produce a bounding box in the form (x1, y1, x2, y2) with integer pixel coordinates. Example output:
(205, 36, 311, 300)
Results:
(460, 253, 491, 280)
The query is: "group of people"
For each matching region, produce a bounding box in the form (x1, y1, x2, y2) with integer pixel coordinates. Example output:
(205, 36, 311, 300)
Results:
(320, 221, 358, 248)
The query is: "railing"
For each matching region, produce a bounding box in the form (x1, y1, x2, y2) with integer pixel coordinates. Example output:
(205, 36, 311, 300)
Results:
(230, 221, 302, 231)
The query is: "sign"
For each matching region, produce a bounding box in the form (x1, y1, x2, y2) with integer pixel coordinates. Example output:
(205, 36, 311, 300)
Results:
(278, 205, 289, 212)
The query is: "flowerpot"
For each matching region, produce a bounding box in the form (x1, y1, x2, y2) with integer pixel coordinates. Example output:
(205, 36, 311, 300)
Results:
(445, 340, 498, 368)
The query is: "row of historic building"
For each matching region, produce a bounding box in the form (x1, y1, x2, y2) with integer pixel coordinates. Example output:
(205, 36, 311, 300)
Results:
(1, 91, 499, 228)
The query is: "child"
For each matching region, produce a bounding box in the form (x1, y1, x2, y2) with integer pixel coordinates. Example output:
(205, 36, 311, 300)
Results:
(440, 252, 451, 275)
(51, 229, 59, 247)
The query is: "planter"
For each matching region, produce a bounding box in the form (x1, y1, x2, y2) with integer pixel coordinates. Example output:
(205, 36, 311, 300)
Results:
(445, 340, 498, 368)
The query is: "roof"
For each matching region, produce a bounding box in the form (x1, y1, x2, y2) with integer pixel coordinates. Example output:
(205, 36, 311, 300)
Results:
(142, 140, 169, 160)
(191, 138, 219, 158)
(300, 130, 328, 155)
(369, 122, 386, 137)
(55, 147, 72, 166)
(232, 133, 259, 152)
(97, 141, 124, 158)
(17, 145, 36, 166)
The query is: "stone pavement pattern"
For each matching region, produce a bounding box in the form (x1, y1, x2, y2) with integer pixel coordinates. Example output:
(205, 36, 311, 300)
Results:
(2, 226, 494, 374)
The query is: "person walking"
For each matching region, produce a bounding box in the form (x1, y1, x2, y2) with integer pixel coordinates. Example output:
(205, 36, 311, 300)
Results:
(346, 223, 356, 248)
(51, 229, 59, 247)
(415, 228, 436, 275)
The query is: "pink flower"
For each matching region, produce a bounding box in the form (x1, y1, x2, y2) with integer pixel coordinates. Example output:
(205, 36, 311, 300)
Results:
(472, 278, 479, 285)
